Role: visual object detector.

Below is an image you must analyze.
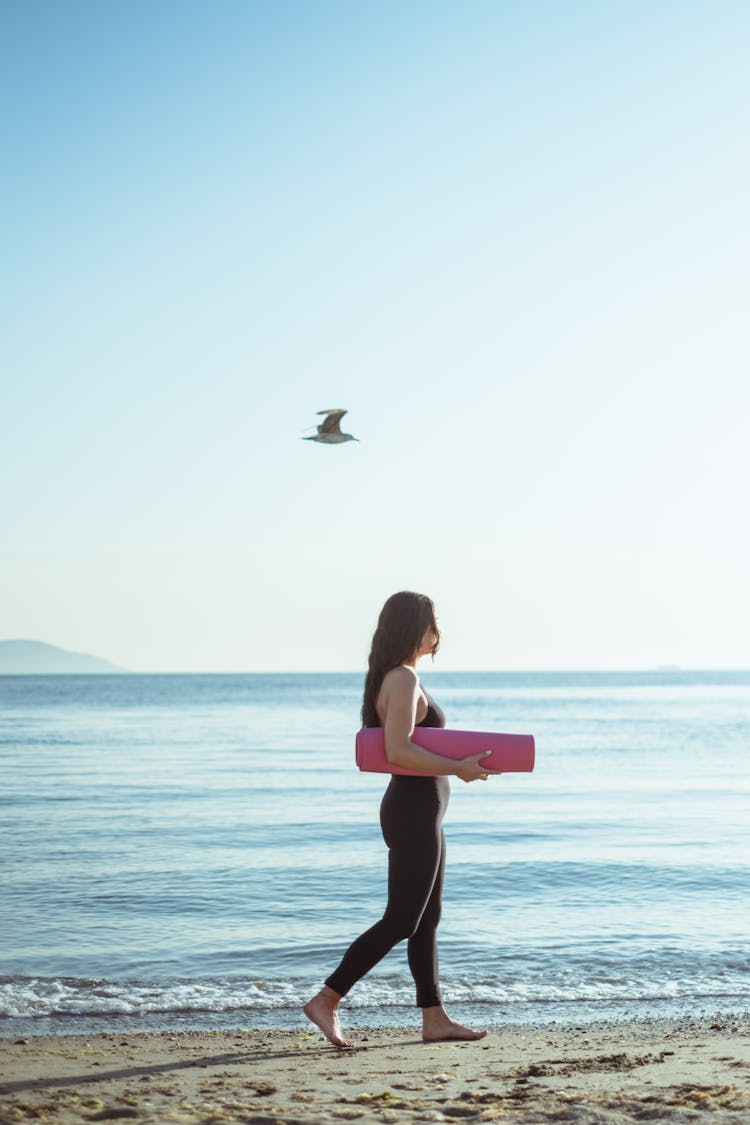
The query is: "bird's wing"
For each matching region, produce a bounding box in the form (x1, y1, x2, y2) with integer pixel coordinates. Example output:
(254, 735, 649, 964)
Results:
(317, 409, 347, 434)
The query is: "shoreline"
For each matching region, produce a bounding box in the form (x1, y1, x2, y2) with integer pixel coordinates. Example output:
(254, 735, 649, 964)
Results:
(4, 995, 750, 1042)
(2, 1016, 749, 1124)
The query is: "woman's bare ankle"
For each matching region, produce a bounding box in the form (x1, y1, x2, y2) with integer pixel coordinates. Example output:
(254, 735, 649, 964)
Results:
(421, 1004, 486, 1042)
(303, 987, 353, 1048)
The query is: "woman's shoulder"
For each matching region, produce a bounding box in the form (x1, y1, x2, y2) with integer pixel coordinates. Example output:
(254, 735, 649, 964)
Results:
(379, 665, 419, 703)
(382, 664, 419, 689)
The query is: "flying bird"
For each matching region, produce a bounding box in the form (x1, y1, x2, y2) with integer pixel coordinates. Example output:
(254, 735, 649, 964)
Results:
(302, 409, 359, 444)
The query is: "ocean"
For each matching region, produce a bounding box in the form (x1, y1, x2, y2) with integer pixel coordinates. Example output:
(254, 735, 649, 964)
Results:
(1, 670, 748, 1038)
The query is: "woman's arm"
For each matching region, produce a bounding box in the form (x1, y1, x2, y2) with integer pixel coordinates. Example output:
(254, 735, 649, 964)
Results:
(381, 667, 495, 783)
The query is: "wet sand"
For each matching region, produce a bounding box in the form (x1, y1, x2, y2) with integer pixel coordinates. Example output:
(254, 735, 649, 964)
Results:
(2, 1017, 749, 1124)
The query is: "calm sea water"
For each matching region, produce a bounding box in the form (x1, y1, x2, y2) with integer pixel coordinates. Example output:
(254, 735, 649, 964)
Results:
(1, 671, 748, 1037)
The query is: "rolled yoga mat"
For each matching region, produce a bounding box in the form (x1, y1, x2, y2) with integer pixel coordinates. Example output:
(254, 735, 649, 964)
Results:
(355, 726, 535, 776)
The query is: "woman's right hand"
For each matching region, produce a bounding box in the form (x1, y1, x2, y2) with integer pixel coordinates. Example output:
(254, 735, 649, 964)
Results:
(455, 750, 502, 784)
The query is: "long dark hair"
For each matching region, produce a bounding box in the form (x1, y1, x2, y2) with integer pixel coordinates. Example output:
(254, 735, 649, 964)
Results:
(361, 591, 440, 727)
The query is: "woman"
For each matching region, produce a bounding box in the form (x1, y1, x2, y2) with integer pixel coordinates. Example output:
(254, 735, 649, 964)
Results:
(304, 591, 499, 1048)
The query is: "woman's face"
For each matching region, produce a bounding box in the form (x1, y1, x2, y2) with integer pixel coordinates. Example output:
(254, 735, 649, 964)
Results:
(417, 625, 438, 658)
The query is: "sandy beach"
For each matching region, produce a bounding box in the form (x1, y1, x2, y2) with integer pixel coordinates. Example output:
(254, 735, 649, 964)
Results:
(2, 1017, 749, 1124)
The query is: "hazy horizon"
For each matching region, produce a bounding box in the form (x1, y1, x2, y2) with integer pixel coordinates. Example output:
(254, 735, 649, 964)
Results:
(1, 638, 748, 677)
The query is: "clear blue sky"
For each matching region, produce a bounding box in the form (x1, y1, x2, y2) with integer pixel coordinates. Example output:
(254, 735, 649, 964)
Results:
(2, 0, 748, 671)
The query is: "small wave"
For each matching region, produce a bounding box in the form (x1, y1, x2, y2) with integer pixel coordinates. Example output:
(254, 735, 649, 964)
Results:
(3, 968, 750, 1021)
(0, 977, 302, 1019)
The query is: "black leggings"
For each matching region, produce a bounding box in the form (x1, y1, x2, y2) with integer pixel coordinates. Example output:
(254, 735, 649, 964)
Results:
(325, 775, 450, 1008)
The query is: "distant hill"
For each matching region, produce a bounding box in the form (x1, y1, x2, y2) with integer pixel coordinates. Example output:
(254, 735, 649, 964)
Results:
(0, 639, 128, 674)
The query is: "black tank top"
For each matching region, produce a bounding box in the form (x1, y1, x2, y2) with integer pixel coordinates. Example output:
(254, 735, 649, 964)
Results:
(416, 699, 443, 728)
(384, 693, 450, 811)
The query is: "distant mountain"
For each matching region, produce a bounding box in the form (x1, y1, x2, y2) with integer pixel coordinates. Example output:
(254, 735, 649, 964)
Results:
(0, 639, 128, 674)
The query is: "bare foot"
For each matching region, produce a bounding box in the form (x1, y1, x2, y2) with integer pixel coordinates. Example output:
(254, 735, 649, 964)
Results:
(303, 987, 354, 1049)
(422, 1005, 487, 1043)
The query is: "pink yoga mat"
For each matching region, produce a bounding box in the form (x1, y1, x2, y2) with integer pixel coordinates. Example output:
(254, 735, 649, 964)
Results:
(355, 727, 535, 776)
